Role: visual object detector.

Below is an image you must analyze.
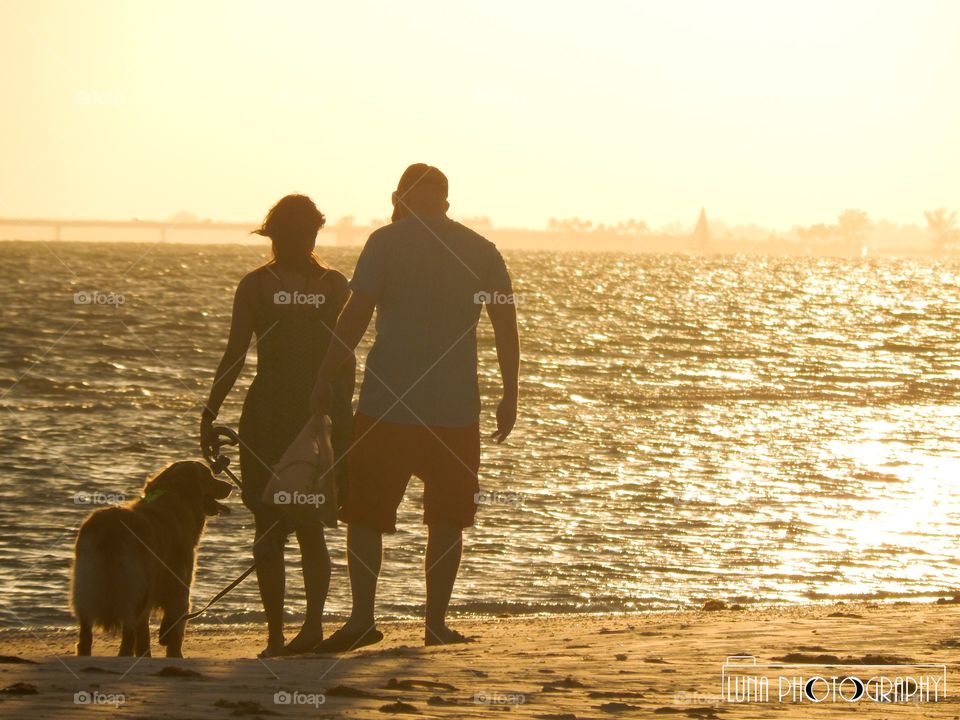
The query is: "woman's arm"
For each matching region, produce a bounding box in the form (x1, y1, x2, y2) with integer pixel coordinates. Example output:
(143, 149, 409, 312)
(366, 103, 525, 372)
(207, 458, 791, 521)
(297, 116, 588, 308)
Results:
(329, 273, 357, 399)
(200, 275, 256, 458)
(310, 289, 376, 415)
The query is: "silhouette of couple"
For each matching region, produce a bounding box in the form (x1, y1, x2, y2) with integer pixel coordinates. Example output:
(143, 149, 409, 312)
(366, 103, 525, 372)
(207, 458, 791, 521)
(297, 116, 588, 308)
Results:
(201, 164, 520, 656)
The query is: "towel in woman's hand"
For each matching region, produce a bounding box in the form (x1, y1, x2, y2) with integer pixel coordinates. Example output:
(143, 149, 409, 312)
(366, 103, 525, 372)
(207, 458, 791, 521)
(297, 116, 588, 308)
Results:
(262, 414, 338, 528)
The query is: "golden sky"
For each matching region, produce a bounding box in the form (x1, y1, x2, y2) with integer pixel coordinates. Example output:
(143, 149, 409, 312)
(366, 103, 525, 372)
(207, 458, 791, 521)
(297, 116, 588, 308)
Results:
(1, 0, 957, 229)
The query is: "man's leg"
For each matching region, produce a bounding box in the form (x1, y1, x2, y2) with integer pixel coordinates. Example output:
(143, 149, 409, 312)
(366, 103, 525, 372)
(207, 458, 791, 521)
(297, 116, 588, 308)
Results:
(425, 523, 469, 645)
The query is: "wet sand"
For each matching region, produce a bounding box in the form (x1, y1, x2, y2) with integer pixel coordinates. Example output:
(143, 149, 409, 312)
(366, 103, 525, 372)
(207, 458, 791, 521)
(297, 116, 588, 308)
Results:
(1, 601, 958, 718)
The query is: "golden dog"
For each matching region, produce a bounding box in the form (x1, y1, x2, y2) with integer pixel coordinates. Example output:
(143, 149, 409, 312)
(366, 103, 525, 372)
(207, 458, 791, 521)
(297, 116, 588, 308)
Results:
(71, 461, 231, 657)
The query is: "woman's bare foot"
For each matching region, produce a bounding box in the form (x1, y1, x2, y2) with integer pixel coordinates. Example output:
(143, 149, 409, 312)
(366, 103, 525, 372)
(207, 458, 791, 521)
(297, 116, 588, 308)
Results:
(282, 622, 323, 655)
(258, 636, 286, 658)
(424, 625, 474, 646)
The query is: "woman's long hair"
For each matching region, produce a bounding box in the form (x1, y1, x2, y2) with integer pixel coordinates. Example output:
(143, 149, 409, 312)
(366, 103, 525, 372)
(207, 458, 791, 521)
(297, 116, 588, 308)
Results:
(253, 194, 327, 270)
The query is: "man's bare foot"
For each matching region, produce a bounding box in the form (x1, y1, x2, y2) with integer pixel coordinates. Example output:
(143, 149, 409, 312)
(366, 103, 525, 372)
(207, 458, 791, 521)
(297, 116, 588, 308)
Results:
(311, 621, 383, 654)
(283, 622, 323, 655)
(424, 625, 474, 646)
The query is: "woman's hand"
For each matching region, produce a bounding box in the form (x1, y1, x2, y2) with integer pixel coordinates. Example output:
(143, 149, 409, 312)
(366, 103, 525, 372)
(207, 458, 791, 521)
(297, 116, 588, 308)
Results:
(310, 379, 332, 417)
(200, 412, 217, 461)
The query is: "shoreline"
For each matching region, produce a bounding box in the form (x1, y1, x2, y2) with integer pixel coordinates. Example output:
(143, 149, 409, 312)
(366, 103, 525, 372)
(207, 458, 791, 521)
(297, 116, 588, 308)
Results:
(1, 601, 958, 718)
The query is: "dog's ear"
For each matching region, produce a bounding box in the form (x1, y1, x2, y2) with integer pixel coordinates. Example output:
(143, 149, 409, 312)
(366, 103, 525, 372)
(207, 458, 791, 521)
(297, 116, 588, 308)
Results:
(143, 462, 183, 495)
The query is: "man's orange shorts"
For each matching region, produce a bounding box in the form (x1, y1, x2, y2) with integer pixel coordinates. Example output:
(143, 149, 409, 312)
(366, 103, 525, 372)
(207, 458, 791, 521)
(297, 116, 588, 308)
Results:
(339, 412, 481, 533)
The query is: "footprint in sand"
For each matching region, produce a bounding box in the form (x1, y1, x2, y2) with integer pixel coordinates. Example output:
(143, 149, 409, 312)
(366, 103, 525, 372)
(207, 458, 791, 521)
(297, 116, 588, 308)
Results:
(325, 684, 382, 699)
(380, 700, 418, 713)
(0, 682, 38, 695)
(541, 677, 588, 692)
(385, 678, 458, 692)
(155, 666, 206, 679)
(598, 701, 643, 713)
(80, 666, 120, 675)
(0, 655, 36, 664)
(213, 699, 276, 716)
(651, 707, 721, 719)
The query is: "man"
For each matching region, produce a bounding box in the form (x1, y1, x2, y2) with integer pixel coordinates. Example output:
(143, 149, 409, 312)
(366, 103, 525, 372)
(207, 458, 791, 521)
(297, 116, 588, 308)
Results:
(310, 163, 520, 650)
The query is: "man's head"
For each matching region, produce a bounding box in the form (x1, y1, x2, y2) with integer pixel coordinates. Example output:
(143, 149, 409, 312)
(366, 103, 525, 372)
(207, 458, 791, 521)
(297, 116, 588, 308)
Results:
(392, 163, 449, 221)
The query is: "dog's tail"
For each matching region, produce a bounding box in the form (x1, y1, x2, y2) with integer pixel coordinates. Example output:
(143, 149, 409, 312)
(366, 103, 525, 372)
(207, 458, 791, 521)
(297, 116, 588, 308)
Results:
(71, 509, 149, 632)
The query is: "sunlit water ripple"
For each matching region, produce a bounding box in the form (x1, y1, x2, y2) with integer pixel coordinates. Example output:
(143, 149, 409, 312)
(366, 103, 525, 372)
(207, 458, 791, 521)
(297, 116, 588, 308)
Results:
(2, 241, 960, 628)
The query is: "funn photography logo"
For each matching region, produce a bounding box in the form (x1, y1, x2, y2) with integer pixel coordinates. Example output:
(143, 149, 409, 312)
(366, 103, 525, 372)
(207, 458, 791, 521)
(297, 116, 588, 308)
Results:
(721, 656, 947, 705)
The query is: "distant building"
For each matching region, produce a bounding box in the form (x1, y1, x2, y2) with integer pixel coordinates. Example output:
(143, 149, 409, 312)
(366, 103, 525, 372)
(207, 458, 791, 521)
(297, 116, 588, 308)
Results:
(693, 208, 710, 244)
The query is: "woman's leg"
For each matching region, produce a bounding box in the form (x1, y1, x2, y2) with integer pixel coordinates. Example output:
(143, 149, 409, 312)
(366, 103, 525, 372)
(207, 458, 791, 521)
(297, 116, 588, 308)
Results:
(253, 515, 287, 656)
(284, 525, 330, 653)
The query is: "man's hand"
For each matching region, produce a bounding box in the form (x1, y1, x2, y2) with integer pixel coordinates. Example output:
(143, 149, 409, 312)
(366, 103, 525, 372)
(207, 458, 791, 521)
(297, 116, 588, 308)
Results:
(310, 379, 332, 417)
(491, 394, 517, 443)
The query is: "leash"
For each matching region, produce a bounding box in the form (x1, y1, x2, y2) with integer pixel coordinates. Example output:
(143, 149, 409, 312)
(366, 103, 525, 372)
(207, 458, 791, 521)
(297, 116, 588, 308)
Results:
(184, 425, 278, 621)
(206, 425, 244, 491)
(183, 559, 263, 621)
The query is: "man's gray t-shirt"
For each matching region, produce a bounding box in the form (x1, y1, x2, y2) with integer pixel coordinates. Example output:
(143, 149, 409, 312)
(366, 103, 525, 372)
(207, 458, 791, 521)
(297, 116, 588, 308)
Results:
(350, 216, 512, 427)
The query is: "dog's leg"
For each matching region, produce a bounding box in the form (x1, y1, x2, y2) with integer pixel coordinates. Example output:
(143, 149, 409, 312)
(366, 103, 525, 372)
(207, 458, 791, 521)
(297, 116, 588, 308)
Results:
(161, 602, 188, 658)
(76, 619, 93, 656)
(158, 613, 172, 646)
(134, 613, 151, 657)
(118, 624, 135, 657)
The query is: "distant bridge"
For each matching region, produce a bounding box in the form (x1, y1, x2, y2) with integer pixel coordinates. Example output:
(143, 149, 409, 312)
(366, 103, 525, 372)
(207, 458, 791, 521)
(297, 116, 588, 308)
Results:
(0, 217, 257, 242)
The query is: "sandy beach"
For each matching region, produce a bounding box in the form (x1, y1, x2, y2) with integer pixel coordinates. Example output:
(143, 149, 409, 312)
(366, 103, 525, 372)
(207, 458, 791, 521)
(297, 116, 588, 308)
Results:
(1, 601, 958, 718)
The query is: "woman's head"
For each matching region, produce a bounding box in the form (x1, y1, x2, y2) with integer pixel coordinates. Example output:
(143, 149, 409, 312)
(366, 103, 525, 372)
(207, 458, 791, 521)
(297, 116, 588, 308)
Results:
(392, 164, 449, 222)
(254, 194, 326, 265)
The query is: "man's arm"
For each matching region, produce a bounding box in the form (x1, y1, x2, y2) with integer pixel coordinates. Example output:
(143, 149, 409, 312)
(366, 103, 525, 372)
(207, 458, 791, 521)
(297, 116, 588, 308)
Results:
(485, 299, 520, 442)
(310, 290, 377, 414)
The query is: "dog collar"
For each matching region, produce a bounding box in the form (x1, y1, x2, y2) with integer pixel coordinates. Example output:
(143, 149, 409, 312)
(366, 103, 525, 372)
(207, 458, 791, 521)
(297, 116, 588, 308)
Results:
(142, 488, 169, 503)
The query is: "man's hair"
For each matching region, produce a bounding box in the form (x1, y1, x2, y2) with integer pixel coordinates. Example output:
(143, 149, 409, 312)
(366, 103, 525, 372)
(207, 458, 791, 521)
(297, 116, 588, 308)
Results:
(392, 164, 449, 221)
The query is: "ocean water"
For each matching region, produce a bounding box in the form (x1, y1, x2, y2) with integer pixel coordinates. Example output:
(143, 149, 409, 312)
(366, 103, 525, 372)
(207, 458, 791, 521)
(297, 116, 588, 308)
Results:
(2, 240, 960, 629)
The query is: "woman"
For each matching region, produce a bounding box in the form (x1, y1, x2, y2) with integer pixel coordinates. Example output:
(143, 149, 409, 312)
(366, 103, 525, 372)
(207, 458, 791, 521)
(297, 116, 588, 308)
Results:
(200, 194, 353, 656)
